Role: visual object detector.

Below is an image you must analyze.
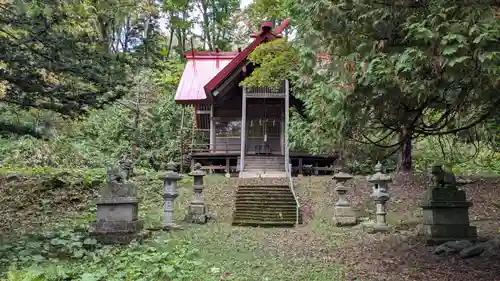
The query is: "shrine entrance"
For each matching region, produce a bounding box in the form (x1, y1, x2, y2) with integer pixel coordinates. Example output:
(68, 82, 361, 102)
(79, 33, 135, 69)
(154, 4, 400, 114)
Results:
(245, 99, 284, 155)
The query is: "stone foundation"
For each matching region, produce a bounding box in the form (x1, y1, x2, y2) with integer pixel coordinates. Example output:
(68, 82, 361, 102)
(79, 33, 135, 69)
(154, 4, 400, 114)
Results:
(334, 206, 357, 226)
(421, 187, 477, 245)
(185, 204, 211, 224)
(89, 220, 145, 244)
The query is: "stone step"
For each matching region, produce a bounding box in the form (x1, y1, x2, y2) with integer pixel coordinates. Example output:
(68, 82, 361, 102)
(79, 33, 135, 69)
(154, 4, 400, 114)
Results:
(245, 158, 285, 162)
(244, 158, 285, 162)
(235, 200, 297, 206)
(244, 160, 285, 164)
(234, 208, 297, 214)
(237, 188, 290, 193)
(244, 156, 286, 161)
(232, 219, 296, 227)
(234, 205, 298, 211)
(237, 178, 289, 186)
(237, 192, 291, 196)
(232, 180, 299, 227)
(235, 201, 297, 207)
(236, 188, 292, 193)
(244, 165, 286, 169)
(236, 195, 295, 201)
(233, 214, 298, 221)
(236, 187, 291, 192)
(237, 156, 287, 172)
(238, 184, 289, 189)
(237, 190, 292, 196)
(244, 159, 285, 163)
(244, 165, 285, 169)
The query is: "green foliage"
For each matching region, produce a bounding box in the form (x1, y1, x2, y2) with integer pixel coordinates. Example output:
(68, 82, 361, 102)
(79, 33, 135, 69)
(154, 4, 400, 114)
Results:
(0, 167, 200, 281)
(1, 0, 130, 123)
(412, 136, 500, 175)
(0, 60, 190, 169)
(2, 235, 201, 281)
(245, 0, 290, 29)
(0, 226, 99, 267)
(241, 39, 299, 87)
(290, 0, 500, 140)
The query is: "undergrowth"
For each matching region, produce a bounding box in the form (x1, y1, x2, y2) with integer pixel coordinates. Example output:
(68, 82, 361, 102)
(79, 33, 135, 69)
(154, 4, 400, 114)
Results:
(0, 170, 349, 281)
(0, 135, 498, 280)
(346, 136, 500, 175)
(2, 232, 202, 281)
(0, 168, 199, 281)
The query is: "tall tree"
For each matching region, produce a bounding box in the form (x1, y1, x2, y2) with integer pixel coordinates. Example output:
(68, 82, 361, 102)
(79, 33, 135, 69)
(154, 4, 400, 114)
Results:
(245, 0, 288, 29)
(194, 0, 240, 50)
(0, 0, 169, 137)
(287, 0, 500, 171)
(0, 1, 129, 119)
(162, 0, 193, 57)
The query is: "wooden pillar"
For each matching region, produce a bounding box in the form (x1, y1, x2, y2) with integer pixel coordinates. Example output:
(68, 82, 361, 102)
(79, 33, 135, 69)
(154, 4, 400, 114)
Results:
(190, 158, 195, 172)
(280, 104, 285, 155)
(314, 161, 319, 175)
(240, 86, 247, 172)
(209, 105, 215, 152)
(298, 158, 303, 175)
(284, 80, 290, 166)
(225, 157, 230, 175)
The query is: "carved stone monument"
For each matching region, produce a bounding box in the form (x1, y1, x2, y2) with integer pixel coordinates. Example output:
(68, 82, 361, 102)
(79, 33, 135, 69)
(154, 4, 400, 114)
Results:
(367, 162, 392, 232)
(185, 163, 211, 224)
(160, 161, 182, 229)
(420, 164, 477, 245)
(89, 164, 143, 244)
(332, 169, 357, 226)
(119, 154, 134, 179)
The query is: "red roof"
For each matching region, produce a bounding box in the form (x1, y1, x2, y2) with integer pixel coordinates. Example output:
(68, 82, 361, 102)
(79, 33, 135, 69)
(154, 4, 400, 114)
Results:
(175, 20, 290, 104)
(174, 52, 238, 104)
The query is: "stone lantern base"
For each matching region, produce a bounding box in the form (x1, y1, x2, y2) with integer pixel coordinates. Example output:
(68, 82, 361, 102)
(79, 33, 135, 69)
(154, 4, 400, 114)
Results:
(185, 203, 211, 224)
(362, 220, 391, 233)
(334, 206, 357, 226)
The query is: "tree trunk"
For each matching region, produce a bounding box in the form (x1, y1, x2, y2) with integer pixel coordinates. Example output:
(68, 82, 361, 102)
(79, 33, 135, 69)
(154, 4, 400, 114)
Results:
(399, 128, 412, 172)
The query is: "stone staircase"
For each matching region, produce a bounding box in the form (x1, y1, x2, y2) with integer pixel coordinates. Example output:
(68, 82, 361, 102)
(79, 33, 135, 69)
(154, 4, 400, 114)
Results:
(232, 177, 301, 227)
(237, 155, 286, 171)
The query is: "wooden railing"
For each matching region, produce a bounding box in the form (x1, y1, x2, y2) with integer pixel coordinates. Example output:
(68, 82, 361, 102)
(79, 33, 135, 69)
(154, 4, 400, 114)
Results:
(190, 142, 241, 153)
(246, 81, 286, 98)
(199, 165, 238, 172)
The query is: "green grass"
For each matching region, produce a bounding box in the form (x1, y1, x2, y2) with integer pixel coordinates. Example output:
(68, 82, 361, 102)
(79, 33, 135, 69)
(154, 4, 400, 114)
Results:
(1, 173, 353, 281)
(3, 169, 500, 281)
(149, 175, 349, 280)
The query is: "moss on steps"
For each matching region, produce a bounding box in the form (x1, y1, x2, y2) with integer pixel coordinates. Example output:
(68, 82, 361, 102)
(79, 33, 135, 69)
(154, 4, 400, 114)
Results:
(232, 182, 301, 227)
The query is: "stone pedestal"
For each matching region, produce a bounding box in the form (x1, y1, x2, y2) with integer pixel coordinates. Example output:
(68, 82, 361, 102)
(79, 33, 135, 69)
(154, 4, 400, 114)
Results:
(332, 171, 357, 226)
(185, 163, 211, 224)
(421, 187, 477, 245)
(159, 161, 183, 230)
(89, 175, 144, 244)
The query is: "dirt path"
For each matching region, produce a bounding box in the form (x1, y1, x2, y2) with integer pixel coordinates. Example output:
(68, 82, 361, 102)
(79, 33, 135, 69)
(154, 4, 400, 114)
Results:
(290, 175, 500, 281)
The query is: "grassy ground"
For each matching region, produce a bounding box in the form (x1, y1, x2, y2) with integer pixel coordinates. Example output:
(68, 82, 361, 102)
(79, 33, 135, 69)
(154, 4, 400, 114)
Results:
(1, 172, 500, 280)
(151, 175, 349, 280)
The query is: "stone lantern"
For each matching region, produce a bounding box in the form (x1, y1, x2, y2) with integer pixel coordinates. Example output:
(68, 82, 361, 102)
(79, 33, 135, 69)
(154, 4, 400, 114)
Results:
(332, 169, 357, 226)
(159, 161, 182, 229)
(186, 162, 210, 224)
(367, 162, 392, 232)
